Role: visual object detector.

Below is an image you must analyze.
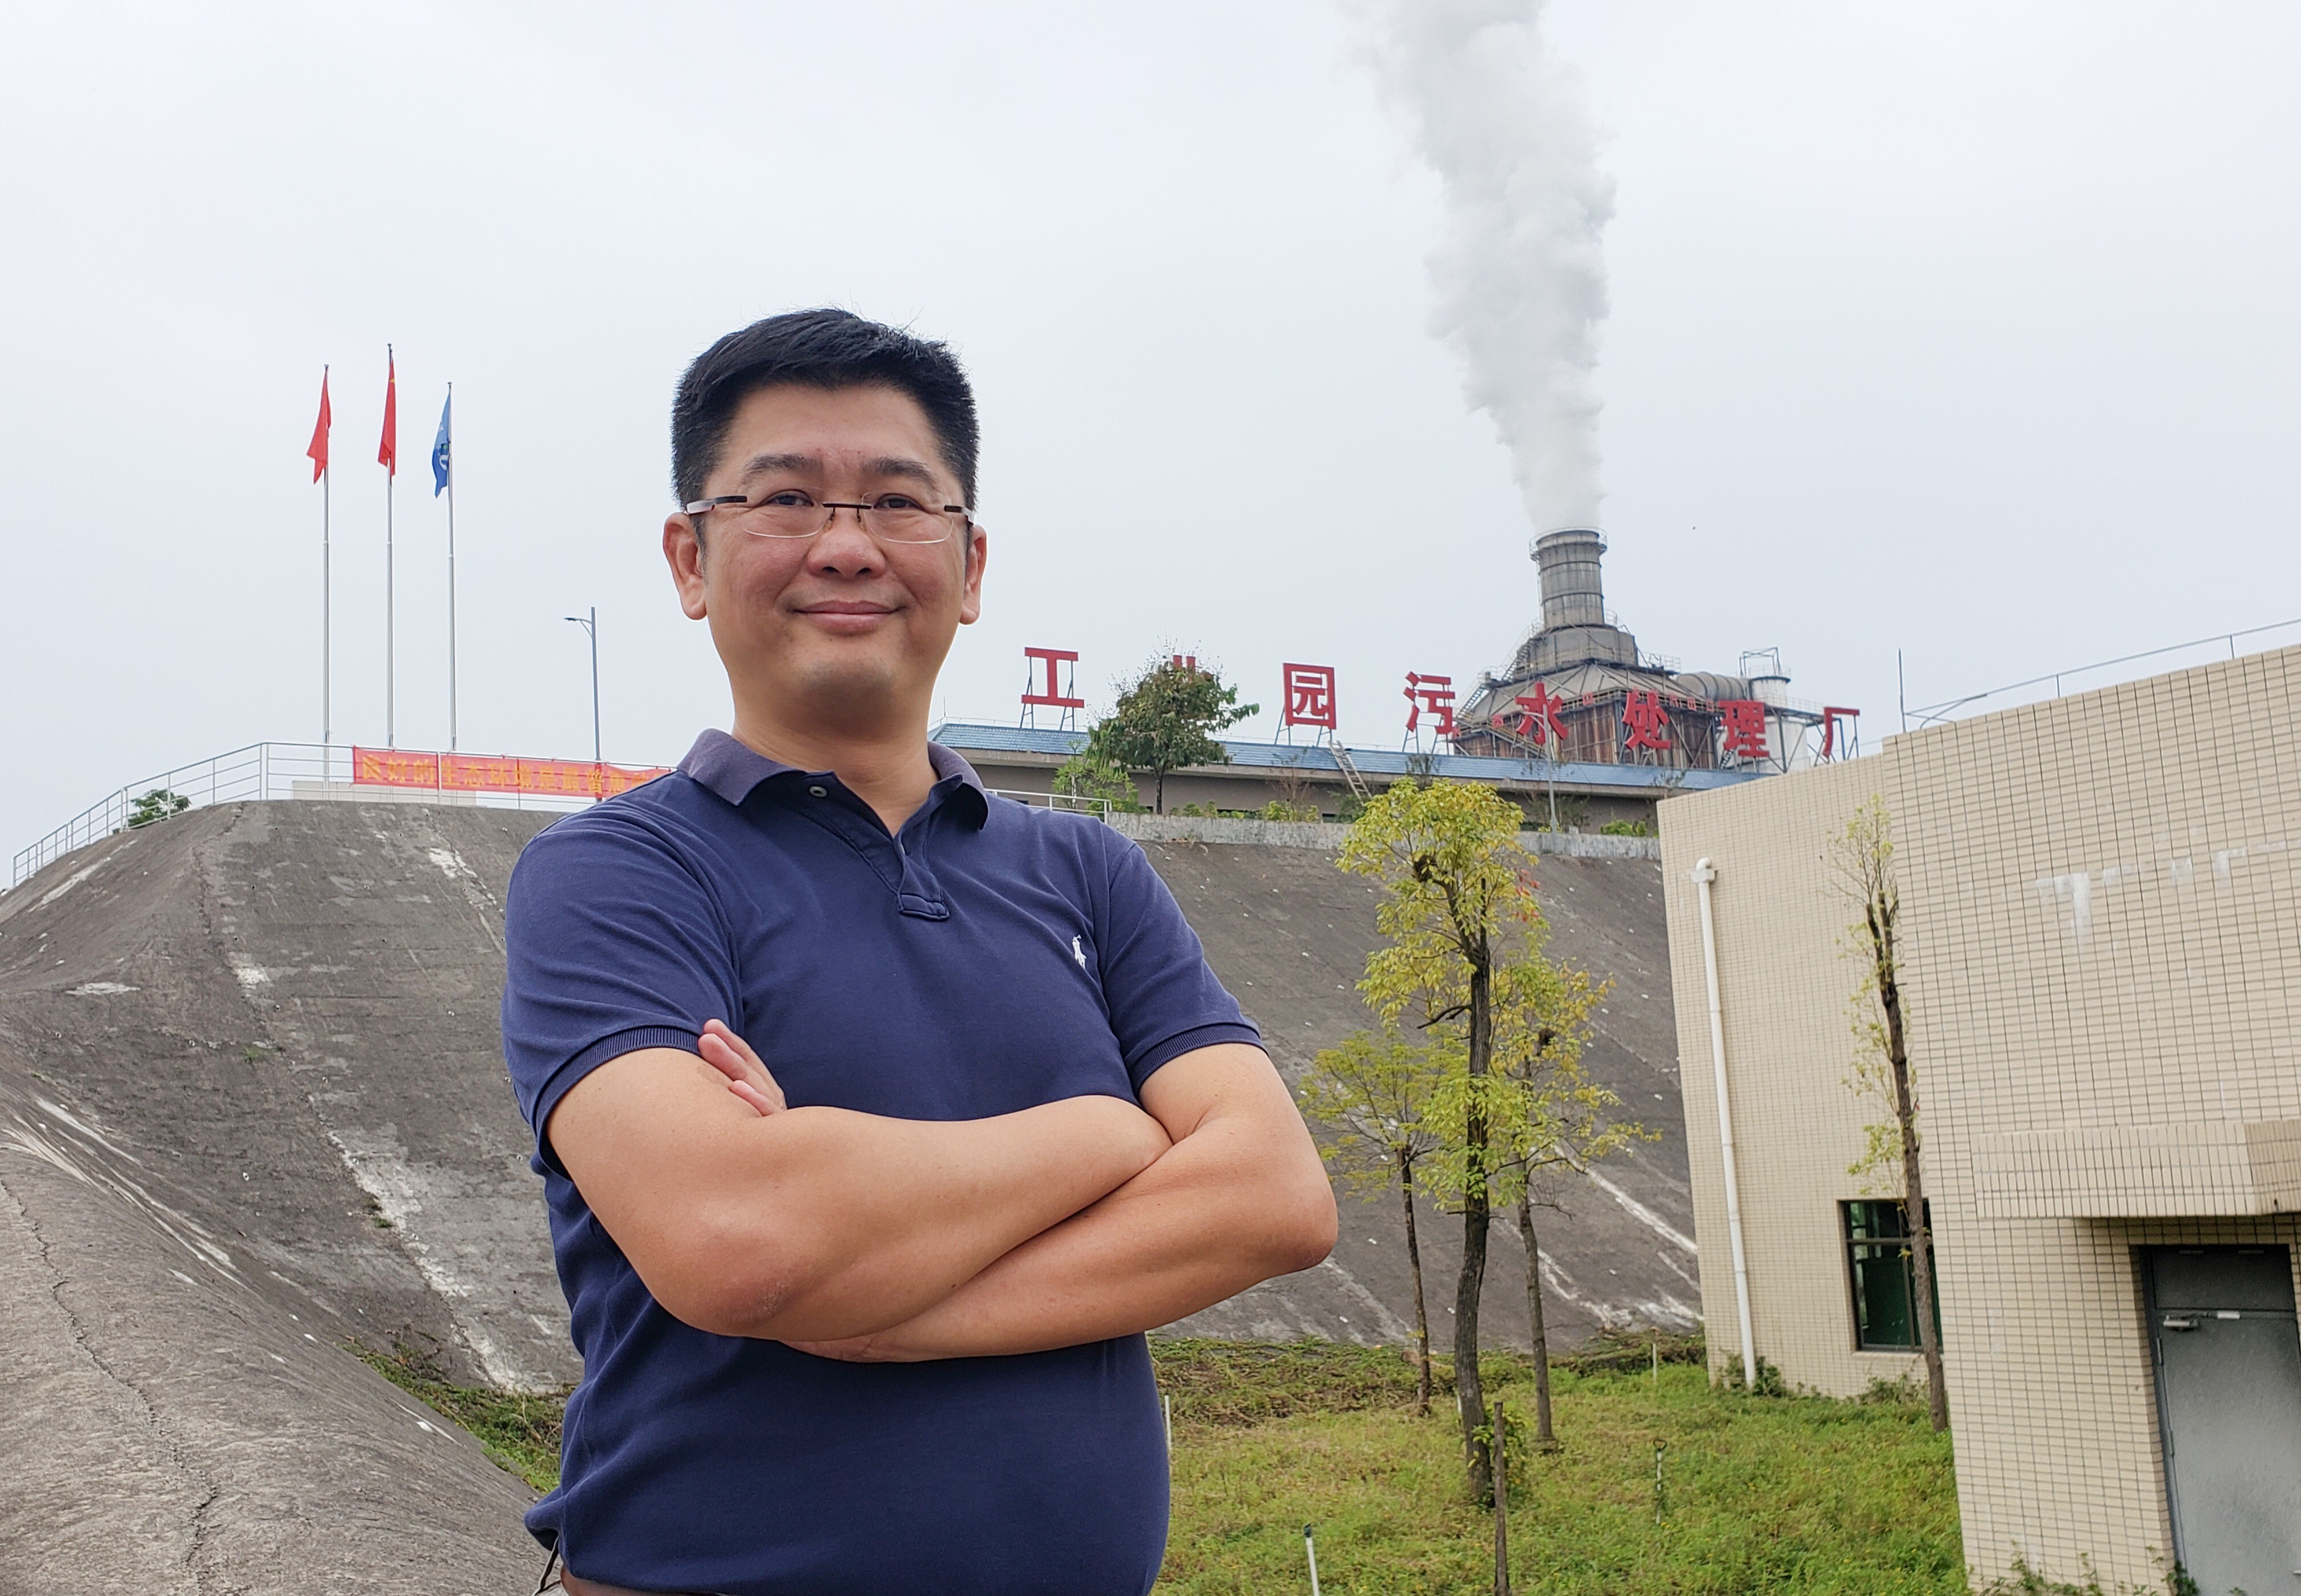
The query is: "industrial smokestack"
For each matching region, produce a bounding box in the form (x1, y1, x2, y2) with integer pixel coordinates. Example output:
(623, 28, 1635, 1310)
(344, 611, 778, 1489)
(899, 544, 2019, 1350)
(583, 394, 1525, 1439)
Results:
(1534, 527, 1606, 631)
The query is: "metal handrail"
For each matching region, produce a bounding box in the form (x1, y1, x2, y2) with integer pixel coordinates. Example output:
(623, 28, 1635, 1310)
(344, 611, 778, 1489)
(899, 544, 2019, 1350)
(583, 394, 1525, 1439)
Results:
(10, 749, 1122, 888)
(1904, 617, 2301, 730)
(8, 742, 602, 888)
(986, 787, 1112, 820)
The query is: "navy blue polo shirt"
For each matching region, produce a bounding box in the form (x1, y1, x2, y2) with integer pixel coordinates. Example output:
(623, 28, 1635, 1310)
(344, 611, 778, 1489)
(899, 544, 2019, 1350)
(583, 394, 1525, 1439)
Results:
(500, 730, 1259, 1596)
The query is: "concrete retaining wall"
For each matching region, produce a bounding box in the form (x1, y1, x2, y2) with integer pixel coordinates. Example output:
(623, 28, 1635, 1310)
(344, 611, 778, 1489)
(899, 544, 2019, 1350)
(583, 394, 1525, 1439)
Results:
(1108, 811, 1660, 858)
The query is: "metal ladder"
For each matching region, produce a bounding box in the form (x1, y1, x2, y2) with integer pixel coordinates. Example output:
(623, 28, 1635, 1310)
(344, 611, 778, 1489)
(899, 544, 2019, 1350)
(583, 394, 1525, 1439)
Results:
(1326, 736, 1371, 803)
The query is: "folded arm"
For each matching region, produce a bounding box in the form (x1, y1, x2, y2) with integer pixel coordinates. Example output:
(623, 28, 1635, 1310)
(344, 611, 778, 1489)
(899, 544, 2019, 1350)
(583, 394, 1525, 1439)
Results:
(781, 1041, 1338, 1361)
(544, 1028, 1170, 1342)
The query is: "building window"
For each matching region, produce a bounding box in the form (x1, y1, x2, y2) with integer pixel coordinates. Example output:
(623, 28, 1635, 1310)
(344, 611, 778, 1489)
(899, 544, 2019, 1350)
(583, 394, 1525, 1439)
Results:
(1842, 1200, 1940, 1351)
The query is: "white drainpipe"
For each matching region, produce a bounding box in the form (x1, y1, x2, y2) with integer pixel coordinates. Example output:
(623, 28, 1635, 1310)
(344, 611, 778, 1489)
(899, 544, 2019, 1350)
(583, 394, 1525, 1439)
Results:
(1692, 858, 1758, 1388)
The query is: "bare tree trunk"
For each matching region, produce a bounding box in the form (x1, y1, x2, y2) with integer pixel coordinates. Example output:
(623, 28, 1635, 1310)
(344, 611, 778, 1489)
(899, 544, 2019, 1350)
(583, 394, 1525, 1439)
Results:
(1875, 903, 1948, 1433)
(1455, 949, 1496, 1505)
(1398, 1147, 1432, 1417)
(1514, 1184, 1555, 1446)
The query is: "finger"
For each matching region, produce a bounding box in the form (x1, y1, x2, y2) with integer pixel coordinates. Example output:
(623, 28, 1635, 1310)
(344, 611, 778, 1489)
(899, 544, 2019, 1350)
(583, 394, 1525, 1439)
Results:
(695, 1031, 753, 1085)
(705, 1018, 775, 1080)
(699, 1026, 786, 1113)
(701, 1040, 785, 1115)
(703, 1019, 786, 1110)
(782, 1337, 884, 1362)
(726, 1078, 779, 1117)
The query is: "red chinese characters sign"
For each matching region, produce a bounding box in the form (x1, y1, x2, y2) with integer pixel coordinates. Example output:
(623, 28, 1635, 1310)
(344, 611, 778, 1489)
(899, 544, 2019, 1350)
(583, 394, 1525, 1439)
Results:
(1621, 690, 1672, 752)
(1282, 663, 1337, 730)
(1717, 700, 1769, 760)
(1020, 647, 1084, 710)
(353, 747, 671, 799)
(1511, 681, 1568, 746)
(1403, 672, 1455, 737)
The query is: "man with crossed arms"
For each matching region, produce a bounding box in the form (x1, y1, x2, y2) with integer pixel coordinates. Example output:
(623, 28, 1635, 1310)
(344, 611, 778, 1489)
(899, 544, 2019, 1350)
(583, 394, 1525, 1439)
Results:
(501, 308, 1337, 1595)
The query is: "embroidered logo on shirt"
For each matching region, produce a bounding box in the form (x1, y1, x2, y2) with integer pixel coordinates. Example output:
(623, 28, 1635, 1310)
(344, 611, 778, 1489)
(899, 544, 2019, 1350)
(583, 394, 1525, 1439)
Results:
(1072, 935, 1088, 970)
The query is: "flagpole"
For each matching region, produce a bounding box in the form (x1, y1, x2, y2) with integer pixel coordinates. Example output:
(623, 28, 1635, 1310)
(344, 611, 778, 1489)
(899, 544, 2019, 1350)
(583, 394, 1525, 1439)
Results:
(323, 458, 332, 755)
(446, 381, 458, 752)
(385, 344, 396, 750)
(387, 463, 395, 748)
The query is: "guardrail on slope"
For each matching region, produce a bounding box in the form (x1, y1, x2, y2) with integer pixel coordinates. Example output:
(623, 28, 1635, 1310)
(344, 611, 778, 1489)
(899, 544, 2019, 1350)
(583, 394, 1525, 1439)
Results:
(10, 744, 1119, 888)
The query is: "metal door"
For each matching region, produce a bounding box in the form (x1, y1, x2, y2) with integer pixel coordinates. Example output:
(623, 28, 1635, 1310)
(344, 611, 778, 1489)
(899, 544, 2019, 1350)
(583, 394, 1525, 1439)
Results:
(2147, 1245, 2301, 1595)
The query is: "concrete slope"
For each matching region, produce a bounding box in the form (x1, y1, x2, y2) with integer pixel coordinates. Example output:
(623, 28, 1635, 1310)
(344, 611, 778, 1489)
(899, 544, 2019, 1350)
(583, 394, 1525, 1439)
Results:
(0, 802, 554, 1588)
(0, 800, 570, 1392)
(1145, 839, 1701, 1352)
(0, 1056, 540, 1594)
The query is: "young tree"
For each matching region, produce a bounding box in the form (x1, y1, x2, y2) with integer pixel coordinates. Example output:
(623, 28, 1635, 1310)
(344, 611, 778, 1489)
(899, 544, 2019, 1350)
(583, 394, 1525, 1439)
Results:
(1485, 957, 1641, 1448)
(1050, 753, 1143, 813)
(1083, 654, 1257, 813)
(1298, 1027, 1448, 1414)
(1338, 777, 1547, 1502)
(1830, 794, 1948, 1432)
(126, 788, 190, 829)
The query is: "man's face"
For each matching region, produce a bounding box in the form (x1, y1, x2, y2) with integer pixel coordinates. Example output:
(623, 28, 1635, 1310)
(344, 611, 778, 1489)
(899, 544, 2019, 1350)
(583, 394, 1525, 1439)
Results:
(664, 382, 986, 737)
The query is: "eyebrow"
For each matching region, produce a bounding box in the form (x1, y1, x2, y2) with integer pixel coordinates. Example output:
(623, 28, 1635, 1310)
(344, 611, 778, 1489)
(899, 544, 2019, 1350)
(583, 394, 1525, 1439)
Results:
(734, 452, 947, 494)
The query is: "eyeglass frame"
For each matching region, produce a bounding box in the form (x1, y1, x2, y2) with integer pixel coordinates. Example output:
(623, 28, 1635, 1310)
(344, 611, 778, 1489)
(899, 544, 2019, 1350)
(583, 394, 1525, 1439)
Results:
(681, 490, 973, 545)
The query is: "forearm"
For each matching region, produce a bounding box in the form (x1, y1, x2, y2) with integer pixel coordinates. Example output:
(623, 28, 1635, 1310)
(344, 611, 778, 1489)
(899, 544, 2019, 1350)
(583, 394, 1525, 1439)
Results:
(812, 1101, 1337, 1359)
(711, 1097, 1160, 1340)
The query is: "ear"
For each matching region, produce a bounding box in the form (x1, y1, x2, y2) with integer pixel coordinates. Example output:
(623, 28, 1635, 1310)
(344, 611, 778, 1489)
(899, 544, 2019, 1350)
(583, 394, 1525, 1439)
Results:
(957, 522, 988, 627)
(664, 514, 708, 620)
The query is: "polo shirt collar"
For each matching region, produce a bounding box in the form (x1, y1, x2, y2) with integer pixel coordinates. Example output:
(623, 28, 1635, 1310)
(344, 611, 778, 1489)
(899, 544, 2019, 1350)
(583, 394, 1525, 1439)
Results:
(678, 728, 988, 828)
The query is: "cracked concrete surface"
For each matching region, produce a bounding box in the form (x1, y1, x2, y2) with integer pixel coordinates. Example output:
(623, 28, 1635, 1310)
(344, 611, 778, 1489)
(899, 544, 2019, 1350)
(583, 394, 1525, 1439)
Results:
(0, 1060, 538, 1593)
(1, 803, 551, 1590)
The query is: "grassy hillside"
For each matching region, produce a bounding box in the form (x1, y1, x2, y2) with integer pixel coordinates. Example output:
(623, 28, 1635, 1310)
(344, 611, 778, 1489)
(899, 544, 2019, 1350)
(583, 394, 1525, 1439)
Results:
(363, 1334, 1965, 1594)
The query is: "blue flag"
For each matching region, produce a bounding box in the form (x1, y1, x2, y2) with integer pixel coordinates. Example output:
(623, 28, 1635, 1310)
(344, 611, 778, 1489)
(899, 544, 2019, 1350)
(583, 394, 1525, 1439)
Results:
(431, 391, 452, 496)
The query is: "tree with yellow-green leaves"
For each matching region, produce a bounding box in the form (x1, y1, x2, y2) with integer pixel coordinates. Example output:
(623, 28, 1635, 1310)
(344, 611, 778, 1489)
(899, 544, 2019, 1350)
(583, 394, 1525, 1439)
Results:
(1336, 777, 1634, 1502)
(1484, 960, 1642, 1448)
(1299, 1028, 1448, 1415)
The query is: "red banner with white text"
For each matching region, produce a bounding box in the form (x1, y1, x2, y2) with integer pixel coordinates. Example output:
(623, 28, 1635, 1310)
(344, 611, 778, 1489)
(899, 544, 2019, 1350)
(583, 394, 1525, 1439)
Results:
(352, 747, 671, 799)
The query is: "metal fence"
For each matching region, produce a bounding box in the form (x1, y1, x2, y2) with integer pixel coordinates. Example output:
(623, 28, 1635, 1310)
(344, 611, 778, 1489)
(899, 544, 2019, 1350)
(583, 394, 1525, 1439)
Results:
(10, 745, 1115, 888)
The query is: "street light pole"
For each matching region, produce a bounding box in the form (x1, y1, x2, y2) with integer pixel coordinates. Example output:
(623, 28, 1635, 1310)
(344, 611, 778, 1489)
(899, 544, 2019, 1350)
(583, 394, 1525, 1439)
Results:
(564, 608, 601, 765)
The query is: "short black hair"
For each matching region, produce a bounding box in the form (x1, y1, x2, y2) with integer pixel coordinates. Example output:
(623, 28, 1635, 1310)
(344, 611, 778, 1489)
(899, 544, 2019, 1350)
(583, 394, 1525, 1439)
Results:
(669, 309, 980, 511)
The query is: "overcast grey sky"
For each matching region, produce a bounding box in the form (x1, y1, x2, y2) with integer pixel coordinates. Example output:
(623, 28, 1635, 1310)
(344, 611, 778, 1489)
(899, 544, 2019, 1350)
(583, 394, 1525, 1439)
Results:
(4, 1, 2296, 863)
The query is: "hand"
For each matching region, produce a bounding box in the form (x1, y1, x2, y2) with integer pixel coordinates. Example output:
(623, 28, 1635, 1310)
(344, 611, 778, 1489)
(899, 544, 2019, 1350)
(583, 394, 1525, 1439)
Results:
(781, 1328, 931, 1363)
(698, 1019, 786, 1117)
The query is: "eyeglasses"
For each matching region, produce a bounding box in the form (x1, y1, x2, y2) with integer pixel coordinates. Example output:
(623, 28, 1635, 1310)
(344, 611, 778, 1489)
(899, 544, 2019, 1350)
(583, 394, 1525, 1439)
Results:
(681, 488, 968, 545)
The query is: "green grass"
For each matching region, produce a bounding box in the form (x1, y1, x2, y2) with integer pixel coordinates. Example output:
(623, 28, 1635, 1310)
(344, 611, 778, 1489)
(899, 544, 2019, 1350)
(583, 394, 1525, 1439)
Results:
(1153, 1336, 1961, 1595)
(358, 1331, 1965, 1593)
(352, 1336, 569, 1492)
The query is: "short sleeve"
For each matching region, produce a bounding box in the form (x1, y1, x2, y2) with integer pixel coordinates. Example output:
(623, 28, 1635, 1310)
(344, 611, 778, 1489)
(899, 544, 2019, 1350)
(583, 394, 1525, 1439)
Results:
(502, 810, 742, 1172)
(1089, 830, 1262, 1093)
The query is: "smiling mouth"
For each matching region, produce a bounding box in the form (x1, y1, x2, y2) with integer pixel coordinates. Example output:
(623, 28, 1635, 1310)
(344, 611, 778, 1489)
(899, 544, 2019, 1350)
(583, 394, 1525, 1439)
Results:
(796, 601, 897, 617)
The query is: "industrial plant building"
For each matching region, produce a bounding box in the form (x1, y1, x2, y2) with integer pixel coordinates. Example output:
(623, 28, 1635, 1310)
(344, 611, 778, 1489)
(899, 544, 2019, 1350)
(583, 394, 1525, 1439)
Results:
(1657, 644, 2301, 1594)
(942, 528, 1855, 826)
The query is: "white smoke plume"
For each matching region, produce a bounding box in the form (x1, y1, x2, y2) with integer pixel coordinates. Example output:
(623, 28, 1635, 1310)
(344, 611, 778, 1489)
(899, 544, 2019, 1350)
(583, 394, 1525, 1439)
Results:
(1357, 0, 1615, 531)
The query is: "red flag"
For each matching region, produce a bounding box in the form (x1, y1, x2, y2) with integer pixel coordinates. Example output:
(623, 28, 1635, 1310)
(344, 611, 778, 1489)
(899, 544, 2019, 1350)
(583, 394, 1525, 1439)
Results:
(306, 368, 332, 482)
(378, 346, 397, 476)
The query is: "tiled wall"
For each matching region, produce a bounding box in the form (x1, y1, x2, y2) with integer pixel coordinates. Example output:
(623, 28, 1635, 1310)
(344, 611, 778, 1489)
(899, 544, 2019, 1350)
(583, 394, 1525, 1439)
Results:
(1658, 645, 2301, 1588)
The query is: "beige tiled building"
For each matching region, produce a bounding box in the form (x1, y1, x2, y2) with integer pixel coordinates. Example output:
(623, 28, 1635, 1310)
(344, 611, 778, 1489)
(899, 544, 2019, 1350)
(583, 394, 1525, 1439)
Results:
(1658, 646, 2301, 1592)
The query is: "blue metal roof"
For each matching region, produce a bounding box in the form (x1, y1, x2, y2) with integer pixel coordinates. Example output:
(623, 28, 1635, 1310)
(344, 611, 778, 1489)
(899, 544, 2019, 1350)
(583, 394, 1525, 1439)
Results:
(927, 722, 1763, 794)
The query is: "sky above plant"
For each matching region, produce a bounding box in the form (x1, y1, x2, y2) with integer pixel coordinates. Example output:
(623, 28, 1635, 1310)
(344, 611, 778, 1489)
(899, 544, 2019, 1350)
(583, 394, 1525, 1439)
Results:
(4, 1, 2296, 861)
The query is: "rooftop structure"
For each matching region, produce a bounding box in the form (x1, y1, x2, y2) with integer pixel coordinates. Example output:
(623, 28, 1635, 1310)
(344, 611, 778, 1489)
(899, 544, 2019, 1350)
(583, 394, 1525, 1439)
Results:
(929, 722, 1763, 830)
